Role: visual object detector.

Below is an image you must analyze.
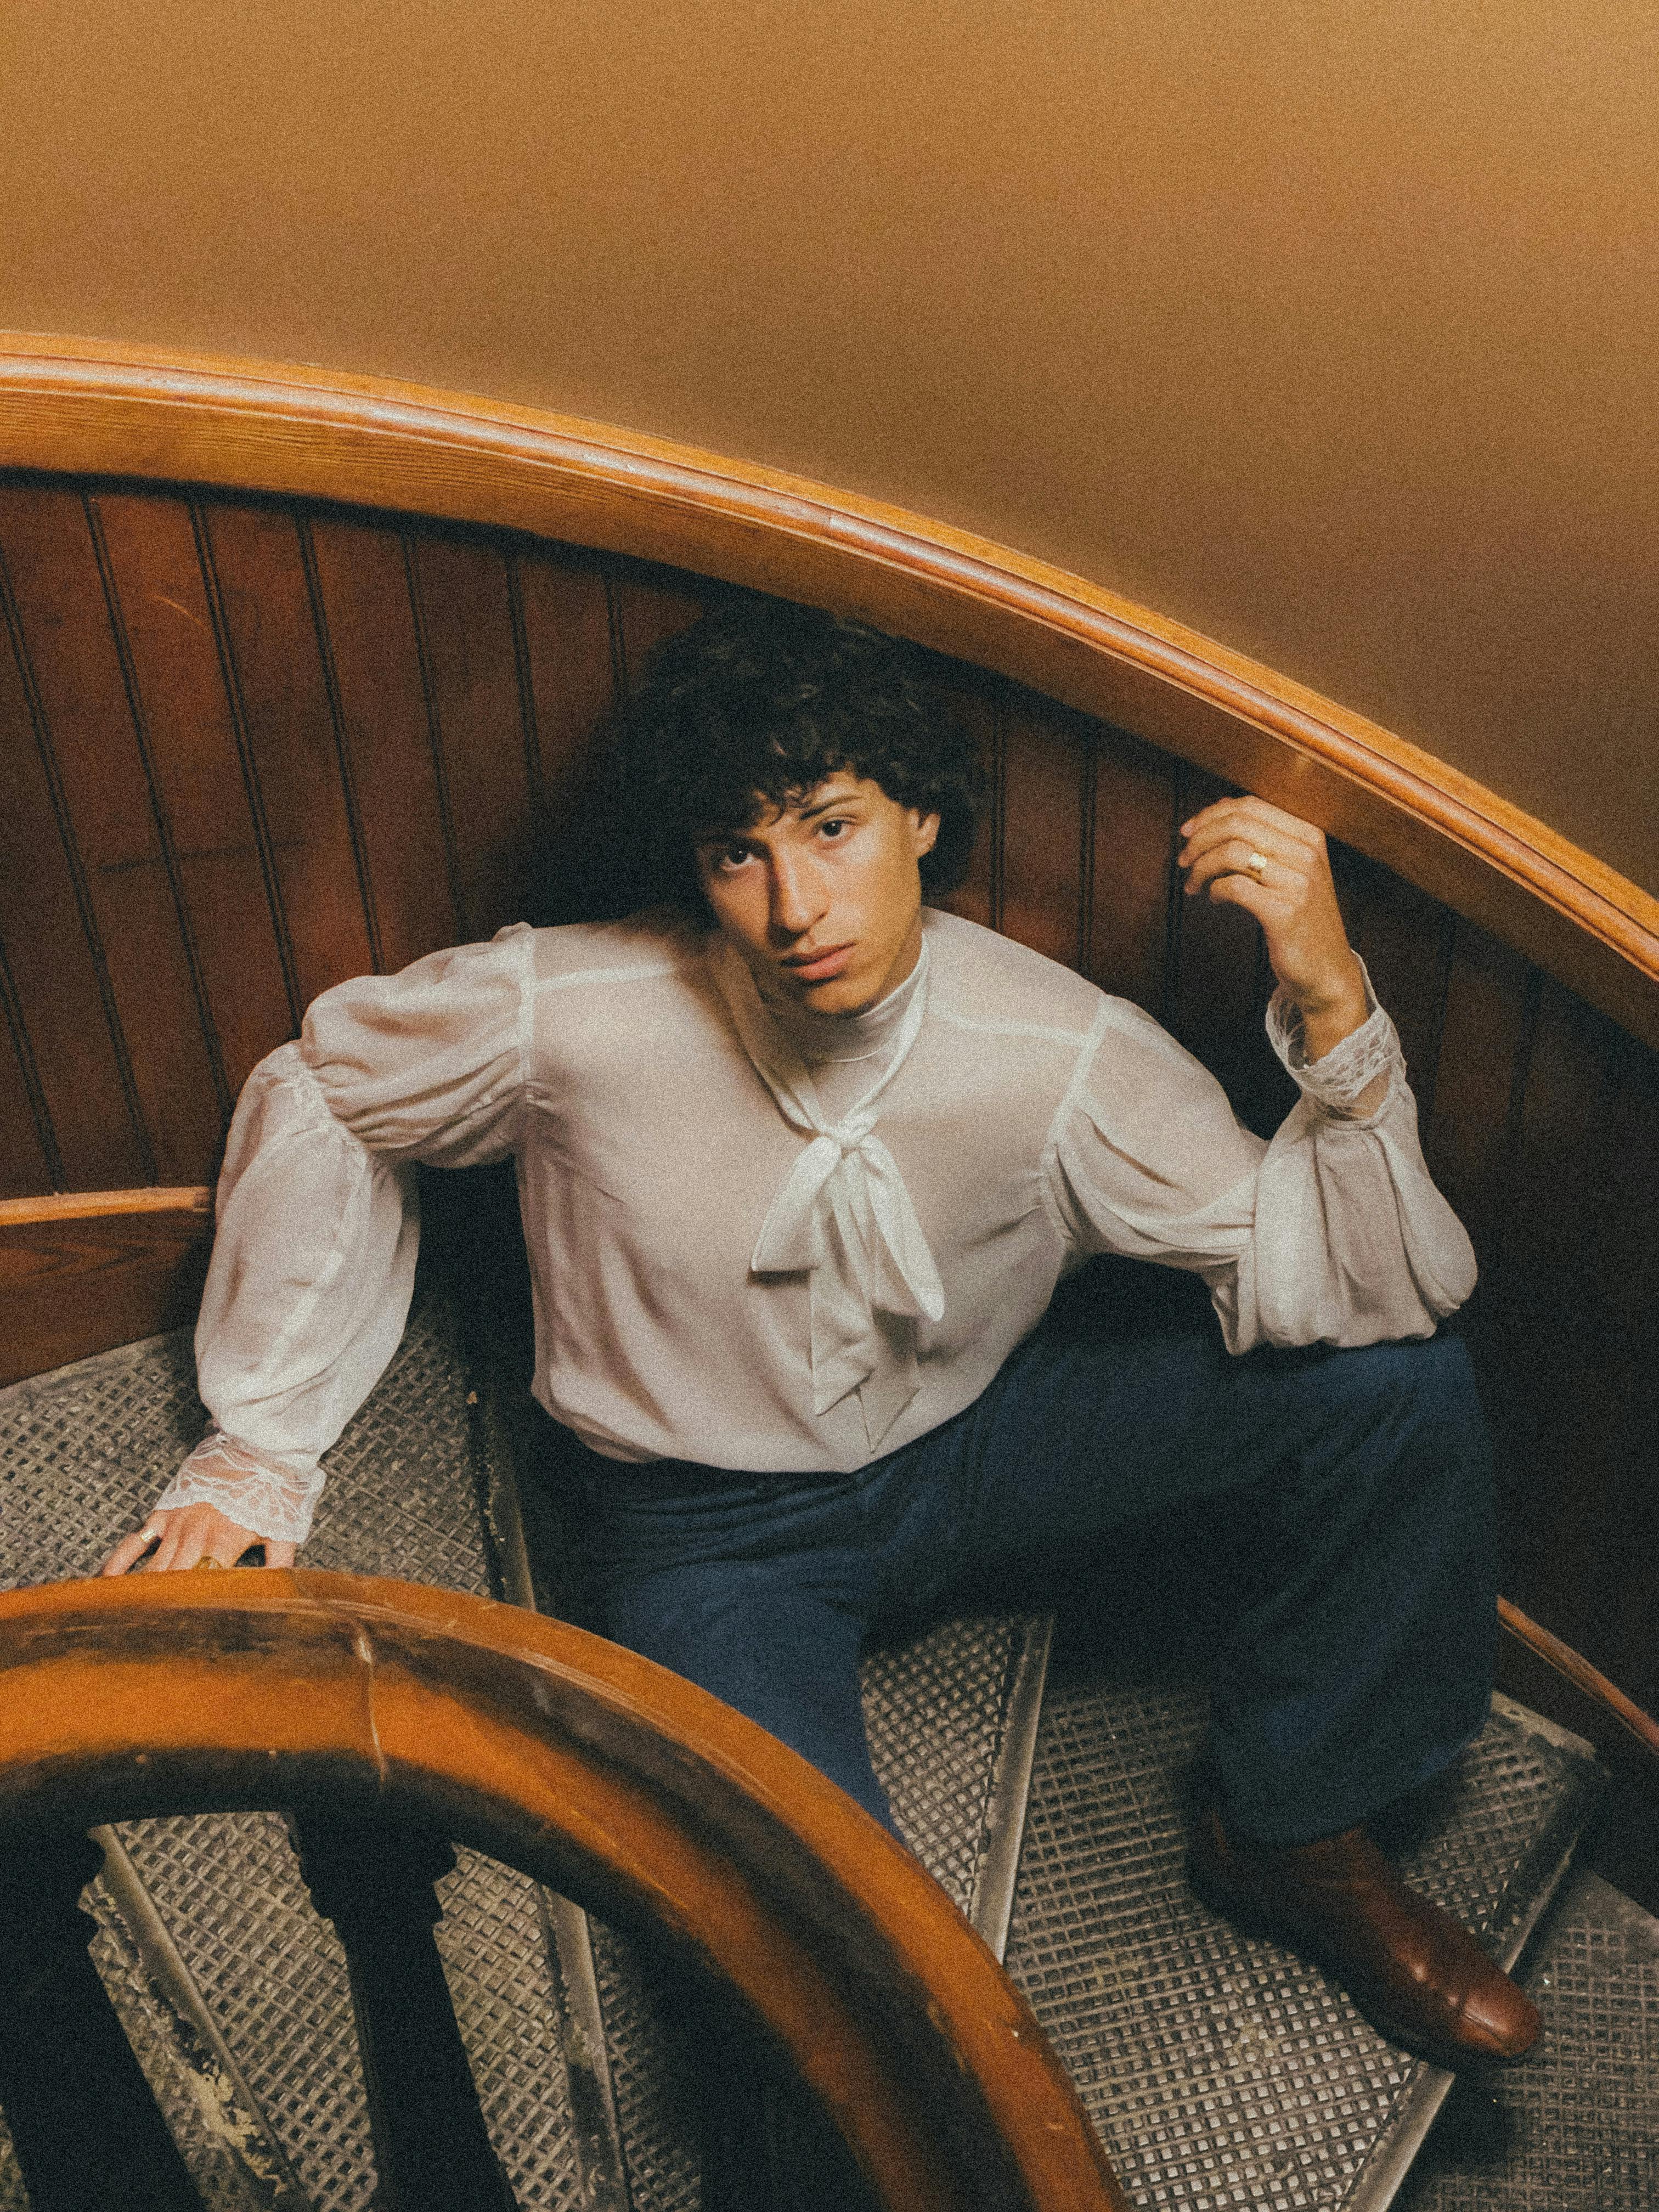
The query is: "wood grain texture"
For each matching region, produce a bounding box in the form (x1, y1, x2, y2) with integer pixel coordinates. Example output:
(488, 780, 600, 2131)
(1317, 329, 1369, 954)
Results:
(0, 1571, 1128, 2212)
(0, 1188, 211, 1225)
(0, 1210, 211, 1386)
(1, 336, 1654, 1048)
(198, 498, 374, 1007)
(0, 491, 156, 1192)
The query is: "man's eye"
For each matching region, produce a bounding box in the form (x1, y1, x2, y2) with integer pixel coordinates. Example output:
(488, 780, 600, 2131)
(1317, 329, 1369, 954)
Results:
(715, 843, 753, 871)
(819, 818, 850, 840)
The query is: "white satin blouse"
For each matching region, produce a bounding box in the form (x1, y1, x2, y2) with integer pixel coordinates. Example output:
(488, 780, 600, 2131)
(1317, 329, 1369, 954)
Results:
(155, 906, 1475, 1545)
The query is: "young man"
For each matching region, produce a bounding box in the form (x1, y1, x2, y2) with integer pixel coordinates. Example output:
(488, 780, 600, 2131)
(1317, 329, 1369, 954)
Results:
(103, 599, 1538, 2080)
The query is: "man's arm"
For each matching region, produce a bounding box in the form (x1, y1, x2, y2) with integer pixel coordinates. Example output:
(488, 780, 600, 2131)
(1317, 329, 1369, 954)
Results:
(99, 928, 534, 1577)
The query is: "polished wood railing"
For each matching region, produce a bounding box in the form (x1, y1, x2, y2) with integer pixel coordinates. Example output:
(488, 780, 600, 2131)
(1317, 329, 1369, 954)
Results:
(0, 1570, 1126, 2212)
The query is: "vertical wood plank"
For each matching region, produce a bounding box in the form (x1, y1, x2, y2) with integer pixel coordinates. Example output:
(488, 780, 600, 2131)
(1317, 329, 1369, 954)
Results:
(1584, 1040, 1659, 1712)
(996, 700, 1088, 970)
(516, 550, 628, 926)
(0, 569, 151, 1191)
(0, 969, 55, 1197)
(408, 531, 533, 939)
(1421, 919, 1532, 1257)
(1337, 852, 1457, 1118)
(612, 575, 707, 698)
(92, 491, 296, 1101)
(307, 513, 459, 973)
(0, 483, 219, 1186)
(1476, 978, 1621, 1666)
(1084, 725, 1177, 1015)
(199, 499, 375, 1008)
(929, 678, 999, 932)
(515, 551, 618, 822)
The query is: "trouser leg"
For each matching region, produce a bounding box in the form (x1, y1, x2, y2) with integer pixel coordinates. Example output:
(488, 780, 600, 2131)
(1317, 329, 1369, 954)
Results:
(943, 1278, 1497, 1843)
(573, 1470, 891, 2212)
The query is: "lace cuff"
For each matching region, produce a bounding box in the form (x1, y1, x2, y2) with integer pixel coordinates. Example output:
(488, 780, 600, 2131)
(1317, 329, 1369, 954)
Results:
(1266, 958, 1401, 1116)
(154, 1431, 325, 1548)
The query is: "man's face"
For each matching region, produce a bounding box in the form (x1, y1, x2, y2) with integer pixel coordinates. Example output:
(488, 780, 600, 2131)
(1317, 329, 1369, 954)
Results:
(695, 772, 941, 1015)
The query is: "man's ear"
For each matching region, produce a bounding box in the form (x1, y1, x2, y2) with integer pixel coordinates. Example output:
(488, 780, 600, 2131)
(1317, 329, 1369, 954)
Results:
(912, 810, 941, 859)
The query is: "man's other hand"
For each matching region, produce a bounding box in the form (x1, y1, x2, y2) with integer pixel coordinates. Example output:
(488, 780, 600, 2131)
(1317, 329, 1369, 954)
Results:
(1178, 797, 1369, 1062)
(99, 1503, 297, 1576)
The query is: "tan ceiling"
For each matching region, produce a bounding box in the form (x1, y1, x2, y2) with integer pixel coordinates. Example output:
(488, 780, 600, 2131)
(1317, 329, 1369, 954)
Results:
(4, 0, 1656, 893)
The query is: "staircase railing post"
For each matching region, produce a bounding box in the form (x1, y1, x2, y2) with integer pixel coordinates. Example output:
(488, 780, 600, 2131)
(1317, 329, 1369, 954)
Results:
(0, 1829, 207, 2212)
(286, 1812, 518, 2212)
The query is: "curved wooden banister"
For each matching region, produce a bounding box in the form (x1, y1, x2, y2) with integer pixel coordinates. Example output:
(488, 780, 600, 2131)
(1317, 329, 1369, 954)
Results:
(0, 1188, 211, 1227)
(1498, 1597, 1659, 1766)
(0, 1568, 1126, 2212)
(2, 332, 1656, 1049)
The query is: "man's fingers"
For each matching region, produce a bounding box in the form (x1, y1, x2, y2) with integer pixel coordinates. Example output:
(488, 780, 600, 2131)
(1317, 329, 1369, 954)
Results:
(1181, 795, 1325, 855)
(145, 1523, 193, 1572)
(105, 1504, 285, 1576)
(1203, 873, 1285, 924)
(1183, 839, 1308, 900)
(100, 1525, 162, 1577)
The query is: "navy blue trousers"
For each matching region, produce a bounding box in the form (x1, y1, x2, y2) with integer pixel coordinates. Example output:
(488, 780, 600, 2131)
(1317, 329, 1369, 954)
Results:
(569, 1262, 1498, 1850)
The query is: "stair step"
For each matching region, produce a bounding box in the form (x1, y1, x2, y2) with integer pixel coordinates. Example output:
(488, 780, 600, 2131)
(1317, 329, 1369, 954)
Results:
(1003, 1667, 1601, 2212)
(1394, 1867, 1659, 2212)
(0, 1300, 1634, 2210)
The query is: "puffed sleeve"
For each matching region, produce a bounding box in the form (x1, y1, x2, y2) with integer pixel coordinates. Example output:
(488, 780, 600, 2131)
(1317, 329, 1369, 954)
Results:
(1048, 980, 1476, 1352)
(153, 927, 534, 1544)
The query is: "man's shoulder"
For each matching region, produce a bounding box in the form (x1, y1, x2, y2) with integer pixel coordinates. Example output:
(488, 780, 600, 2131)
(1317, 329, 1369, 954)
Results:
(921, 909, 1108, 1037)
(529, 907, 710, 992)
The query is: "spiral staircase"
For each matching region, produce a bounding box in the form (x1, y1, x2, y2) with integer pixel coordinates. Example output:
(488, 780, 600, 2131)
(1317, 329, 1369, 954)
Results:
(1, 1278, 1651, 2212)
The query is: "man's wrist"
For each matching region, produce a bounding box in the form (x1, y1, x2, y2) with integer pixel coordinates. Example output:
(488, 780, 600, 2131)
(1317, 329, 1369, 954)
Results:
(1295, 957, 1370, 1065)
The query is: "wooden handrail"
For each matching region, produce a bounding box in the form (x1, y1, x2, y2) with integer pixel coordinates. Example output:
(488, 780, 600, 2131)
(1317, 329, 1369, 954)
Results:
(0, 1569, 1125, 2212)
(0, 1189, 212, 1227)
(1498, 1596, 1659, 1765)
(2, 333, 1656, 1048)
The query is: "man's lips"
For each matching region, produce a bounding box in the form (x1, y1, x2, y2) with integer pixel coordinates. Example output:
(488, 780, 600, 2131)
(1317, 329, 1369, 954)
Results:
(780, 943, 856, 983)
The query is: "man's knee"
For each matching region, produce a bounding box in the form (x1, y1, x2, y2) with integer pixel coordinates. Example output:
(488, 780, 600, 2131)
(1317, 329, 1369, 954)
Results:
(1316, 1330, 1484, 1438)
(1283, 1331, 1492, 1530)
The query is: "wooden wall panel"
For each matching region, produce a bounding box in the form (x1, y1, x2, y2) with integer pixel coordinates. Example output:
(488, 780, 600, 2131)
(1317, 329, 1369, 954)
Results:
(409, 532, 536, 941)
(91, 490, 294, 1104)
(1084, 729, 1177, 1018)
(1333, 853, 1455, 1122)
(0, 560, 144, 1191)
(612, 575, 708, 698)
(0, 484, 206, 1187)
(0, 991, 54, 1199)
(306, 512, 459, 974)
(0, 1209, 211, 1387)
(198, 499, 373, 1009)
(1422, 924, 1534, 1255)
(515, 552, 622, 813)
(997, 701, 1089, 973)
(933, 684, 999, 936)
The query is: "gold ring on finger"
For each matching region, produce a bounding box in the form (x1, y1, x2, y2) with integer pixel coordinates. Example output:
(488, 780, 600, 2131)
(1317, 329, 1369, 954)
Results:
(1246, 850, 1269, 881)
(193, 1556, 223, 1571)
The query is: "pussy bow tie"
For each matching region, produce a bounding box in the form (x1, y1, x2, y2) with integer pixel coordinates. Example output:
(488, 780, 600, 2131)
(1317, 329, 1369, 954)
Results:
(714, 942, 944, 1431)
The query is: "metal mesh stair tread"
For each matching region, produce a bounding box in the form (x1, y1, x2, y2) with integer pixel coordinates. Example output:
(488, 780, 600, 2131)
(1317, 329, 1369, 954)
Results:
(0, 1298, 1637, 2211)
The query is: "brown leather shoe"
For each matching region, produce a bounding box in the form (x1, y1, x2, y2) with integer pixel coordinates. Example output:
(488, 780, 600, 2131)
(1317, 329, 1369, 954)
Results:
(1188, 1799, 1542, 2069)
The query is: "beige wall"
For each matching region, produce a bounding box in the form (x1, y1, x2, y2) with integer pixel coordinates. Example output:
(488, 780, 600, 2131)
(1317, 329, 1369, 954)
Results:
(4, 0, 1656, 891)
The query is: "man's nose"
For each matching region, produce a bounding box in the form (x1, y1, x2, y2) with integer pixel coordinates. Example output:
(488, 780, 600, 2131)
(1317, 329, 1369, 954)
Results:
(769, 850, 825, 937)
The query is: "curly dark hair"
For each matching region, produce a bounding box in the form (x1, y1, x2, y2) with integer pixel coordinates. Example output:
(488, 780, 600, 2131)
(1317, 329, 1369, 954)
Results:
(613, 594, 984, 912)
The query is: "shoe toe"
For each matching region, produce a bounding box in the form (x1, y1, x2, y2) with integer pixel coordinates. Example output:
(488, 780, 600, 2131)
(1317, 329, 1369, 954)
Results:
(1457, 1978, 1542, 2060)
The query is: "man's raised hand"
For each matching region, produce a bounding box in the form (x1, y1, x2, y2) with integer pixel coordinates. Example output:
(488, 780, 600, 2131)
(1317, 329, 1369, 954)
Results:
(1178, 797, 1369, 1063)
(99, 1501, 296, 1577)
